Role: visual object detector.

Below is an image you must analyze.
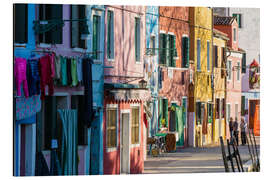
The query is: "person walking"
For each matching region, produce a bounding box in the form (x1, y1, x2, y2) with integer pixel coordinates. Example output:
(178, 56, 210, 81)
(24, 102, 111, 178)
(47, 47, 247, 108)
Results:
(240, 117, 247, 145)
(233, 117, 239, 146)
(229, 117, 234, 139)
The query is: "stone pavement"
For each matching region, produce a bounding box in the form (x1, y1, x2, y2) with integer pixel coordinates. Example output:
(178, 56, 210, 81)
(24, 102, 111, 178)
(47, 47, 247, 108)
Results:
(143, 137, 260, 174)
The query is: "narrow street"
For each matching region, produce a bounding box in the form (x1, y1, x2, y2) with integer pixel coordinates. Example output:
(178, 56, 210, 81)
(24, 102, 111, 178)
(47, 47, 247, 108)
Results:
(144, 138, 260, 174)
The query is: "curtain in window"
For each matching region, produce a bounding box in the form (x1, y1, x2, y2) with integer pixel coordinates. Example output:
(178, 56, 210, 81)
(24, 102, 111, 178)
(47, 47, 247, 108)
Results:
(57, 109, 78, 175)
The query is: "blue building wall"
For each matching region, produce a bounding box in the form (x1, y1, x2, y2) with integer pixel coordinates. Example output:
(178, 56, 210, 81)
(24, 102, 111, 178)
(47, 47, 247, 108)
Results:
(87, 5, 105, 175)
(146, 6, 159, 136)
(14, 4, 38, 176)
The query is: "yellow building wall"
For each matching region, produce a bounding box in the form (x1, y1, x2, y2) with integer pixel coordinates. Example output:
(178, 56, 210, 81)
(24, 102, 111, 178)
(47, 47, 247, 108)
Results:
(213, 36, 227, 144)
(189, 7, 213, 147)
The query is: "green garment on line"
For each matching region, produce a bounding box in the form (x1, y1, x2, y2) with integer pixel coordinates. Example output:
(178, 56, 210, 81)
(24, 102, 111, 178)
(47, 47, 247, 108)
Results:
(71, 58, 78, 86)
(60, 56, 67, 86)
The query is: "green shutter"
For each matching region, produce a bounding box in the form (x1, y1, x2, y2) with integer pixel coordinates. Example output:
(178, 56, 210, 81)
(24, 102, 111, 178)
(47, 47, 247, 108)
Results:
(241, 96, 245, 116)
(93, 15, 97, 59)
(166, 34, 170, 66)
(78, 5, 86, 49)
(159, 98, 163, 128)
(172, 35, 176, 67)
(238, 14, 241, 28)
(186, 37, 190, 68)
(182, 37, 186, 68)
(163, 99, 169, 127)
(71, 5, 79, 48)
(107, 11, 111, 58)
(135, 18, 141, 62)
(242, 53, 246, 73)
(159, 33, 166, 65)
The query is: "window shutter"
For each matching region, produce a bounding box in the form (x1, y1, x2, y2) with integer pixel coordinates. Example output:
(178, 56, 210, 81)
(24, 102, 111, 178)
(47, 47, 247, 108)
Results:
(163, 99, 168, 127)
(197, 39, 201, 70)
(182, 72, 185, 85)
(242, 53, 246, 73)
(14, 4, 28, 43)
(46, 5, 63, 44)
(182, 37, 186, 68)
(172, 35, 176, 67)
(165, 34, 170, 66)
(78, 5, 86, 49)
(135, 18, 141, 62)
(71, 5, 79, 48)
(93, 15, 98, 59)
(214, 46, 218, 68)
(207, 41, 210, 71)
(241, 96, 245, 116)
(186, 37, 190, 68)
(159, 33, 166, 65)
(238, 14, 242, 28)
(107, 11, 114, 58)
(159, 98, 163, 128)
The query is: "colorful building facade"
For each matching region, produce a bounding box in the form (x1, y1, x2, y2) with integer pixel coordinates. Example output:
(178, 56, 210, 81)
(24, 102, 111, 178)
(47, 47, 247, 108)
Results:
(189, 7, 213, 147)
(158, 6, 190, 147)
(214, 16, 244, 138)
(213, 29, 229, 144)
(103, 5, 147, 174)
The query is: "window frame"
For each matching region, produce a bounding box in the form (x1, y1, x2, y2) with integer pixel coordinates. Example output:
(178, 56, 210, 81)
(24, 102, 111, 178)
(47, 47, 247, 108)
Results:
(227, 60, 232, 81)
(14, 4, 28, 44)
(70, 5, 87, 49)
(106, 104, 118, 152)
(107, 10, 114, 60)
(92, 14, 101, 60)
(135, 17, 141, 62)
(131, 104, 141, 147)
(233, 27, 237, 42)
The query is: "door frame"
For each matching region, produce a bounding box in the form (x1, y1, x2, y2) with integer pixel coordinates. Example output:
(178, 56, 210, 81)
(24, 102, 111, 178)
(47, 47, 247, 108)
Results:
(120, 109, 131, 174)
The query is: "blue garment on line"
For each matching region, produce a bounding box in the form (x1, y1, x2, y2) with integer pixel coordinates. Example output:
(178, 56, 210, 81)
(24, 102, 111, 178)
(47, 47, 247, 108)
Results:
(27, 59, 40, 96)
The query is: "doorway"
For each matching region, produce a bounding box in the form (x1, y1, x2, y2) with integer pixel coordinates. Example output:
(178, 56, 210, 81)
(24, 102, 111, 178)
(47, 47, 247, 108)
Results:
(120, 112, 130, 174)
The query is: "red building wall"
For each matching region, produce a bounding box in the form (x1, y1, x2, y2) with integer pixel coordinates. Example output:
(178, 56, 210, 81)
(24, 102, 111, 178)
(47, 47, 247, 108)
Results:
(103, 99, 144, 174)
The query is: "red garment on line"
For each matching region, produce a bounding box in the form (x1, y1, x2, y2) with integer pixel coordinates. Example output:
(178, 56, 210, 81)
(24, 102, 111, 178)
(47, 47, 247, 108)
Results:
(39, 54, 55, 100)
(14, 57, 29, 97)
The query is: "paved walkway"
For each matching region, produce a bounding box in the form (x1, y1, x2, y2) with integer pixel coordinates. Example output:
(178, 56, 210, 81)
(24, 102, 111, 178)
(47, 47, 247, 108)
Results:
(143, 137, 260, 174)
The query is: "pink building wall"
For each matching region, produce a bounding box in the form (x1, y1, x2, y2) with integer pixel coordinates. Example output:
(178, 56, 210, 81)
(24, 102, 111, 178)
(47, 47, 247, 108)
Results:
(104, 6, 146, 85)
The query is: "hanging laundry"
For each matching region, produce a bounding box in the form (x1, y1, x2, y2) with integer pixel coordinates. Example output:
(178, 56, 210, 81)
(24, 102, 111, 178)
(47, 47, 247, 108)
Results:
(83, 58, 94, 127)
(66, 58, 72, 86)
(39, 54, 55, 100)
(76, 58, 83, 85)
(54, 55, 61, 82)
(71, 58, 78, 86)
(27, 58, 40, 96)
(49, 53, 55, 78)
(60, 56, 67, 86)
(15, 57, 29, 98)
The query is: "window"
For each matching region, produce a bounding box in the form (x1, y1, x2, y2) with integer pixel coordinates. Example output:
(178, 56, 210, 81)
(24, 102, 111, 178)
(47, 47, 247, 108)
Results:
(235, 104, 238, 121)
(150, 35, 156, 56)
(221, 99, 225, 119)
(233, 28, 236, 42)
(135, 17, 141, 62)
(242, 53, 246, 73)
(197, 39, 201, 71)
(226, 104, 231, 123)
(207, 41, 210, 71)
(131, 107, 140, 144)
(237, 62, 240, 81)
(181, 72, 185, 85)
(227, 60, 232, 80)
(241, 96, 245, 116)
(71, 5, 86, 49)
(159, 33, 167, 65)
(216, 99, 220, 119)
(107, 10, 114, 59)
(182, 36, 190, 68)
(207, 103, 213, 123)
(106, 108, 117, 148)
(71, 95, 87, 145)
(38, 4, 63, 44)
(196, 102, 201, 124)
(14, 4, 28, 44)
(233, 13, 242, 28)
(159, 98, 168, 128)
(214, 45, 218, 68)
(93, 15, 101, 59)
(168, 34, 177, 67)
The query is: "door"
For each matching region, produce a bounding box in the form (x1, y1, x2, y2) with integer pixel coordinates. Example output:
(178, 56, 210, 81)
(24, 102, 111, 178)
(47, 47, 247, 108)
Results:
(254, 101, 260, 136)
(120, 113, 130, 174)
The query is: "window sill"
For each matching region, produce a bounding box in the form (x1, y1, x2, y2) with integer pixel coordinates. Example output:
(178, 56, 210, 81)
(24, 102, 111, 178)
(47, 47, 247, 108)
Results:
(173, 57, 179, 60)
(93, 60, 102, 64)
(14, 43, 27, 48)
(38, 43, 52, 48)
(107, 58, 115, 62)
(72, 47, 87, 53)
(106, 147, 117, 152)
(135, 61, 142, 64)
(130, 144, 140, 148)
